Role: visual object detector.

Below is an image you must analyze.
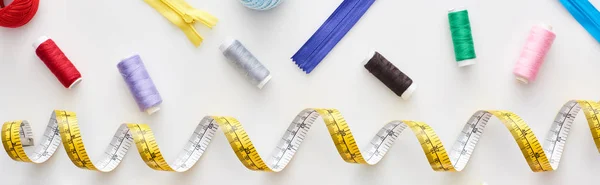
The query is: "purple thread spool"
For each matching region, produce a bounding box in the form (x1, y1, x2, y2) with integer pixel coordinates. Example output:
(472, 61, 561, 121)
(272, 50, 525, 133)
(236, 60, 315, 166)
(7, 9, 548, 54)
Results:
(117, 54, 163, 115)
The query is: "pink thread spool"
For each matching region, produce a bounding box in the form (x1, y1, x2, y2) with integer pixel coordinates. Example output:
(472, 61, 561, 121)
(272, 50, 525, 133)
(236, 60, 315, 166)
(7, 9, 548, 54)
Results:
(513, 24, 556, 84)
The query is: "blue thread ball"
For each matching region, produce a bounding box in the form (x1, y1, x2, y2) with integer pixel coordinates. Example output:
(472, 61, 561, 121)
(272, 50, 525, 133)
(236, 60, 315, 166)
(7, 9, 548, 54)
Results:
(239, 0, 284, 10)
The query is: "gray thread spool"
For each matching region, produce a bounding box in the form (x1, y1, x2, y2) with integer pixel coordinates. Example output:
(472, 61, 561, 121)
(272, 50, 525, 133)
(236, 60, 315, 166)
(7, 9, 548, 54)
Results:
(219, 38, 272, 89)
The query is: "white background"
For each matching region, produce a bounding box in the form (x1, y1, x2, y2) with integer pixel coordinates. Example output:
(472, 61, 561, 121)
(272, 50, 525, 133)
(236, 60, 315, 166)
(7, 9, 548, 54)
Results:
(1, 0, 600, 184)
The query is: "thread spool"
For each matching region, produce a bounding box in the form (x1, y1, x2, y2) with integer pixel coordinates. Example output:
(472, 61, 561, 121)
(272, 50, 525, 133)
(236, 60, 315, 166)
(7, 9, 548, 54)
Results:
(513, 24, 556, 84)
(117, 55, 163, 115)
(219, 38, 272, 89)
(0, 0, 39, 28)
(239, 0, 284, 10)
(448, 8, 477, 67)
(33, 36, 82, 89)
(363, 50, 417, 100)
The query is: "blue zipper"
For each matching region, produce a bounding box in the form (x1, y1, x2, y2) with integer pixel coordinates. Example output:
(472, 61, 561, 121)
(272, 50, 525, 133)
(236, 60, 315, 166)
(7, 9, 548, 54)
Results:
(292, 0, 376, 74)
(560, 0, 600, 43)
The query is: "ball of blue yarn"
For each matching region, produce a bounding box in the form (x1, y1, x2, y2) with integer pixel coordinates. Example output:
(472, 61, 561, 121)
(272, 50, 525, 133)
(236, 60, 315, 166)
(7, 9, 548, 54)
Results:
(239, 0, 283, 10)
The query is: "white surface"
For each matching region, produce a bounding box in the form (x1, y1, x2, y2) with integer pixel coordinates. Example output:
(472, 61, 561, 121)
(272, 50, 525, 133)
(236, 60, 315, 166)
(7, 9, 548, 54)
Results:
(1, 0, 600, 185)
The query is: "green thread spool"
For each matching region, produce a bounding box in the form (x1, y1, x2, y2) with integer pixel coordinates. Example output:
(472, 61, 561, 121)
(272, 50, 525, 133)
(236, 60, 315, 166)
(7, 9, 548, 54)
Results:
(448, 8, 477, 67)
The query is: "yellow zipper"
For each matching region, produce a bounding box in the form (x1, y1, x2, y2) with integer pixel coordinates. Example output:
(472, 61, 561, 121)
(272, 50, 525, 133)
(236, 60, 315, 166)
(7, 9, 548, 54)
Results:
(144, 0, 218, 47)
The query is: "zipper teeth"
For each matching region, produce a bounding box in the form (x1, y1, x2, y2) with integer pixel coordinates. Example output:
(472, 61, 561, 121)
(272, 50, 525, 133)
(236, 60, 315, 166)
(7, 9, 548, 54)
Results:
(562, 0, 600, 42)
(292, 0, 359, 71)
(160, 0, 188, 22)
(292, 0, 375, 73)
(577, 0, 600, 26)
(304, 0, 369, 72)
(305, 0, 360, 69)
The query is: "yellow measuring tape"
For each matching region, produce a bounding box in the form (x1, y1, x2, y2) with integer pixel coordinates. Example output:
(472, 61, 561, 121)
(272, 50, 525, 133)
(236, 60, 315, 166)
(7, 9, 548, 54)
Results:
(2, 100, 600, 172)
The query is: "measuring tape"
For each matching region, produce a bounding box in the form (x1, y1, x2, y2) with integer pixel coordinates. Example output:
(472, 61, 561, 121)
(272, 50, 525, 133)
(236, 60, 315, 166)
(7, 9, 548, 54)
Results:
(2, 100, 600, 172)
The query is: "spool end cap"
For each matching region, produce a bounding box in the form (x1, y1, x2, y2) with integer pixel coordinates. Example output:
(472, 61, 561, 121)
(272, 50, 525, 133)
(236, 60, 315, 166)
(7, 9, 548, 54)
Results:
(257, 75, 272, 89)
(516, 76, 530, 84)
(33, 36, 50, 49)
(219, 37, 237, 53)
(68, 78, 83, 89)
(145, 106, 161, 115)
(401, 83, 417, 100)
(457, 59, 477, 67)
(448, 7, 466, 13)
(121, 54, 140, 62)
(362, 49, 377, 65)
(538, 23, 553, 31)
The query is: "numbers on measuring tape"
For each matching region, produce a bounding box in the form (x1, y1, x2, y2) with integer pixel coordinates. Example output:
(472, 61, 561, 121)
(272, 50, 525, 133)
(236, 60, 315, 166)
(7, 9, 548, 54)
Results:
(2, 100, 600, 172)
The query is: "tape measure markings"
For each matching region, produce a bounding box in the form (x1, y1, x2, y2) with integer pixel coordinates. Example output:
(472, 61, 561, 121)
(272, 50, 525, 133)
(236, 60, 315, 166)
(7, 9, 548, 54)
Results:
(2, 101, 600, 172)
(450, 111, 488, 169)
(544, 101, 578, 165)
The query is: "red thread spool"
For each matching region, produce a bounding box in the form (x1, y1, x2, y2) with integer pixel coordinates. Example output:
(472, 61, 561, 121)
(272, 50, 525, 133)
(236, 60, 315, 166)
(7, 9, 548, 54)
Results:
(0, 0, 39, 28)
(33, 36, 82, 89)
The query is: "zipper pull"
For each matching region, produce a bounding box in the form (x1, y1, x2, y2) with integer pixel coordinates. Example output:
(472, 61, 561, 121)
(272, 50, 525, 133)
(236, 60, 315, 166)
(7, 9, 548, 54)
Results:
(144, 0, 218, 47)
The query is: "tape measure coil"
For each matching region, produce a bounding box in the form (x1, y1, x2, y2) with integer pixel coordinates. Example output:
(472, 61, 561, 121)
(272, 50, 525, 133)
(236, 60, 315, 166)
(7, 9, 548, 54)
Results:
(2, 100, 600, 172)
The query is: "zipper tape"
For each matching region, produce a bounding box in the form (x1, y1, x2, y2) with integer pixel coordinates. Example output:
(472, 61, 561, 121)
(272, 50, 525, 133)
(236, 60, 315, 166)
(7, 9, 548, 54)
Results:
(559, 0, 600, 43)
(292, 0, 375, 74)
(143, 0, 218, 47)
(3, 100, 600, 172)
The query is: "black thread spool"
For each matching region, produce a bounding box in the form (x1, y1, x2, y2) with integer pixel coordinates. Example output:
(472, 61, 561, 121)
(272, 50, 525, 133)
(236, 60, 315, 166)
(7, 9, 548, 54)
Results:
(363, 50, 417, 100)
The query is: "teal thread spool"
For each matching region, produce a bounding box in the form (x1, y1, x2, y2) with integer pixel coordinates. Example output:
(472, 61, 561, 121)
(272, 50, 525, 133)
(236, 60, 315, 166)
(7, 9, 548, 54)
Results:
(448, 8, 477, 67)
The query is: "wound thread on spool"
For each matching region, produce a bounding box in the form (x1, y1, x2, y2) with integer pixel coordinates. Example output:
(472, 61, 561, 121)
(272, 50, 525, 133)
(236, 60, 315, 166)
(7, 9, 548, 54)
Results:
(513, 24, 556, 84)
(0, 0, 39, 28)
(117, 54, 163, 115)
(239, 0, 284, 10)
(33, 36, 82, 89)
(363, 50, 417, 100)
(219, 38, 272, 89)
(448, 8, 477, 67)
